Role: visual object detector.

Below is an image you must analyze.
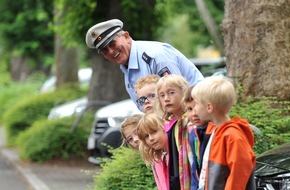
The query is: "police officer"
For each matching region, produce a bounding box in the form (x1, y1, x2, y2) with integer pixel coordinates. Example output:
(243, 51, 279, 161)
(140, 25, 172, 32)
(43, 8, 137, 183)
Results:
(85, 19, 204, 109)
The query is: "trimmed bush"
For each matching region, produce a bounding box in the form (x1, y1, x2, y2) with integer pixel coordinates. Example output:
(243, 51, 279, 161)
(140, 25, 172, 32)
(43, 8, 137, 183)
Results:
(91, 147, 156, 190)
(0, 79, 42, 123)
(16, 115, 93, 162)
(2, 87, 86, 146)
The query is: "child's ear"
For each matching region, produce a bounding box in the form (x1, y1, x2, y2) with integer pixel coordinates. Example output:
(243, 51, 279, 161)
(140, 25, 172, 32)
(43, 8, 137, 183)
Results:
(207, 103, 213, 113)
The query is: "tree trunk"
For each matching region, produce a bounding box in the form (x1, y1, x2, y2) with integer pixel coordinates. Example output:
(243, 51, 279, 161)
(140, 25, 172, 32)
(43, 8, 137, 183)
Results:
(194, 0, 224, 55)
(9, 56, 32, 82)
(54, 4, 78, 88)
(54, 34, 78, 87)
(222, 0, 290, 101)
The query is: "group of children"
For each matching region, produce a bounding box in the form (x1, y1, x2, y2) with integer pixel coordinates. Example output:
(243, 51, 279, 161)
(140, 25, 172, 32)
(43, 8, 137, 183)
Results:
(120, 74, 256, 190)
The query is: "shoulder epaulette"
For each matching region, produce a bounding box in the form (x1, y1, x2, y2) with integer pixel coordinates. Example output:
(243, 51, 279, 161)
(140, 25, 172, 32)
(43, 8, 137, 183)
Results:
(142, 52, 152, 64)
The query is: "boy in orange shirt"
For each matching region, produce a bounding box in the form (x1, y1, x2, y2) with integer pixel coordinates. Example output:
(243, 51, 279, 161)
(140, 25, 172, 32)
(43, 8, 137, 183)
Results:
(191, 75, 256, 190)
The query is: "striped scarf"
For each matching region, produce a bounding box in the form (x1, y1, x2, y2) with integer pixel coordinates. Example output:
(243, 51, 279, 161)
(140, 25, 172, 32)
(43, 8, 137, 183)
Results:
(173, 114, 192, 190)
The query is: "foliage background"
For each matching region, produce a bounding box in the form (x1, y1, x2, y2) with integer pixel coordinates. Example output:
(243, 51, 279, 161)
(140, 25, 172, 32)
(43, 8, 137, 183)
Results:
(91, 147, 156, 190)
(0, 0, 289, 189)
(0, 0, 54, 69)
(17, 116, 93, 162)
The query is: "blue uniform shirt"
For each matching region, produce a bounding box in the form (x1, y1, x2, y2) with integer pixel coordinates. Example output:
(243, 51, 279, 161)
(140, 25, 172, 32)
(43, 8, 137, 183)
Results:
(120, 40, 204, 110)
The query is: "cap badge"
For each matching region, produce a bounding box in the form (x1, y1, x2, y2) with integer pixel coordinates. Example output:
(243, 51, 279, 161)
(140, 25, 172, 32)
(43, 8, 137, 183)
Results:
(91, 31, 96, 37)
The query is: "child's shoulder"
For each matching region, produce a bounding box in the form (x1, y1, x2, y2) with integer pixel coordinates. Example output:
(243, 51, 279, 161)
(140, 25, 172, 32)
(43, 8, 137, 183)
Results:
(206, 122, 216, 134)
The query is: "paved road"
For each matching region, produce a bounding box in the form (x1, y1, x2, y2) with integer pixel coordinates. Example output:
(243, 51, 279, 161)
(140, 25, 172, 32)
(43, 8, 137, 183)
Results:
(0, 126, 97, 190)
(0, 148, 33, 190)
(0, 126, 31, 190)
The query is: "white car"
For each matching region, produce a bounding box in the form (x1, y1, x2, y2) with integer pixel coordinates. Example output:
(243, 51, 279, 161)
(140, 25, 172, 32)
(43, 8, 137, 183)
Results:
(39, 68, 92, 93)
(47, 96, 112, 121)
(48, 97, 88, 119)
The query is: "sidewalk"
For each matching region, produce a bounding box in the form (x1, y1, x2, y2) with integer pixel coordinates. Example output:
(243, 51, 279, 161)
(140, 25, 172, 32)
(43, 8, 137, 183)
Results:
(0, 126, 99, 190)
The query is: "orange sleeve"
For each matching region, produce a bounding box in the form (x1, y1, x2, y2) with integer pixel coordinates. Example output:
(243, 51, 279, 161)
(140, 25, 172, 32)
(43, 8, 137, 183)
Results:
(224, 129, 256, 190)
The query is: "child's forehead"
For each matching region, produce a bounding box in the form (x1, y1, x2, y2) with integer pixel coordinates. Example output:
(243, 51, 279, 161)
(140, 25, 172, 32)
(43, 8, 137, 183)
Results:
(140, 83, 156, 90)
(124, 124, 137, 131)
(123, 125, 137, 135)
(186, 100, 195, 106)
(140, 125, 158, 134)
(158, 83, 178, 90)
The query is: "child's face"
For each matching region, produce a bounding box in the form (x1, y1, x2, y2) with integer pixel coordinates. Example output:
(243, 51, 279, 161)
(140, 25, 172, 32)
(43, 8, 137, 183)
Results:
(186, 100, 208, 126)
(123, 124, 139, 150)
(158, 84, 183, 117)
(136, 83, 156, 113)
(193, 99, 209, 121)
(144, 129, 167, 151)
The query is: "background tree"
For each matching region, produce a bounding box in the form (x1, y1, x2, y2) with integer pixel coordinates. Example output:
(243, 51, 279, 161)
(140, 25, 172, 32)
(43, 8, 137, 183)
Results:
(0, 0, 54, 81)
(161, 0, 224, 57)
(53, 1, 79, 89)
(222, 0, 290, 101)
(194, 0, 224, 55)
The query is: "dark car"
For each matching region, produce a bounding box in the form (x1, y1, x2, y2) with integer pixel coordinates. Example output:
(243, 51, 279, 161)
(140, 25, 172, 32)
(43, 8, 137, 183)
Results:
(255, 142, 290, 189)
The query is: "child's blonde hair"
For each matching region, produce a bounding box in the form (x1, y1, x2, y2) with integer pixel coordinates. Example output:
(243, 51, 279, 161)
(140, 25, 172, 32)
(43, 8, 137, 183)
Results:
(182, 85, 194, 104)
(154, 74, 190, 120)
(137, 112, 165, 165)
(120, 114, 144, 146)
(135, 74, 160, 92)
(191, 75, 236, 114)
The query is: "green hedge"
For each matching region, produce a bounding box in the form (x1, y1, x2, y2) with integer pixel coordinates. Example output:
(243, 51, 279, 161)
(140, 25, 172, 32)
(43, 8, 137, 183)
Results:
(2, 88, 86, 146)
(16, 115, 93, 162)
(91, 147, 156, 190)
(0, 76, 43, 123)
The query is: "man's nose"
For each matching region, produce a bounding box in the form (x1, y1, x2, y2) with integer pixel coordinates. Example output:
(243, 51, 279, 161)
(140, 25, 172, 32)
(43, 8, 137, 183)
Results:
(106, 46, 114, 54)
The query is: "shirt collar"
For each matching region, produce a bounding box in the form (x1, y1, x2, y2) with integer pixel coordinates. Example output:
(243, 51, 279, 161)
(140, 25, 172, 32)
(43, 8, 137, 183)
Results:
(127, 40, 139, 69)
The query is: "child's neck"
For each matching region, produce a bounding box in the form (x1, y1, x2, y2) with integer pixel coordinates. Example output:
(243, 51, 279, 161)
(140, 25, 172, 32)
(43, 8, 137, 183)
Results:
(212, 114, 231, 127)
(172, 110, 184, 120)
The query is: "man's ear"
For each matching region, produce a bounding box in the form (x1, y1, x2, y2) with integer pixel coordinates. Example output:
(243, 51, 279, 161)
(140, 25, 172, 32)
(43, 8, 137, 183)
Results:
(123, 31, 131, 44)
(207, 103, 213, 113)
(124, 31, 130, 38)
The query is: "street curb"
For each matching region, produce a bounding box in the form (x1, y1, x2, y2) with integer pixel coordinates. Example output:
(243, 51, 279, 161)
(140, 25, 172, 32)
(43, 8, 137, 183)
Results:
(1, 148, 50, 190)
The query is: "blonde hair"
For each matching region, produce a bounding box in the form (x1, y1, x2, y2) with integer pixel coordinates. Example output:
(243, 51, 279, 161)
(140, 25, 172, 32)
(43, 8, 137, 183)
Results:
(137, 112, 165, 165)
(135, 74, 160, 92)
(154, 74, 190, 120)
(120, 114, 144, 146)
(182, 85, 194, 104)
(191, 75, 236, 114)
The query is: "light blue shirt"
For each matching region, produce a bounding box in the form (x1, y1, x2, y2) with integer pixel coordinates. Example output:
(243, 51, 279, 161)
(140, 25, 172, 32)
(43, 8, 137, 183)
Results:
(120, 40, 204, 110)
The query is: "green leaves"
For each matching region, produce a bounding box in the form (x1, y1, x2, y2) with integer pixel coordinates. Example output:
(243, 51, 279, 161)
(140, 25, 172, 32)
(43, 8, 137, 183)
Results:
(0, 0, 54, 69)
(230, 97, 290, 155)
(16, 116, 92, 162)
(92, 147, 156, 190)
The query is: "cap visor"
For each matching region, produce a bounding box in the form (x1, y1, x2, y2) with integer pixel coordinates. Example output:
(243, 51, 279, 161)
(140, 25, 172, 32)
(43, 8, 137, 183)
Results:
(97, 34, 117, 53)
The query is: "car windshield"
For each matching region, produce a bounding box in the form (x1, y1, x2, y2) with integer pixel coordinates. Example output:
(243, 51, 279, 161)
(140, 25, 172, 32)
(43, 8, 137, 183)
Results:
(255, 143, 290, 177)
(256, 160, 290, 177)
